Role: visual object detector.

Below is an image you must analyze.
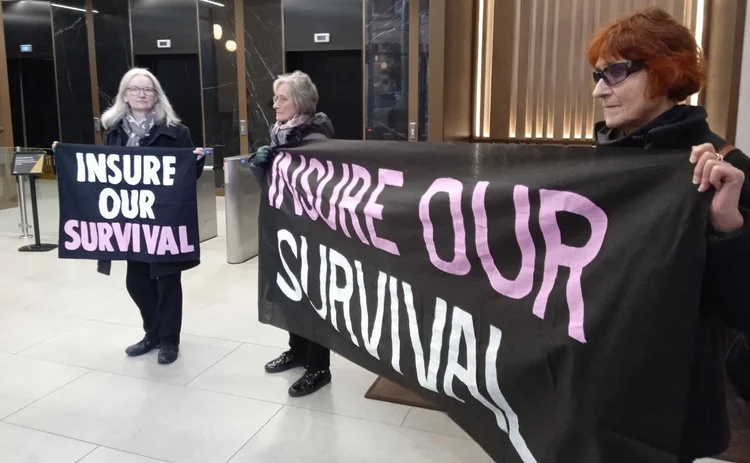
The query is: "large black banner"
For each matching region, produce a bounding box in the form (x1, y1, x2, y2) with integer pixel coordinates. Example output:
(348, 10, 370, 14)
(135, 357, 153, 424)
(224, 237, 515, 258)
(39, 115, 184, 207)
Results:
(258, 140, 710, 463)
(55, 143, 200, 263)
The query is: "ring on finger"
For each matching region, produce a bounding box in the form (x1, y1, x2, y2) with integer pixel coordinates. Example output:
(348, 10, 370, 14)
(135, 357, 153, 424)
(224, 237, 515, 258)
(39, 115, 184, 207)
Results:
(715, 153, 724, 162)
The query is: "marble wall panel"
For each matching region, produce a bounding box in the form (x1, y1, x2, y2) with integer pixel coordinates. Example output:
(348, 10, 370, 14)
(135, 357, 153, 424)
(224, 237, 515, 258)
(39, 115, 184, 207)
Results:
(199, 0, 240, 185)
(92, 0, 133, 113)
(52, 0, 95, 144)
(364, 0, 409, 141)
(244, 0, 283, 151)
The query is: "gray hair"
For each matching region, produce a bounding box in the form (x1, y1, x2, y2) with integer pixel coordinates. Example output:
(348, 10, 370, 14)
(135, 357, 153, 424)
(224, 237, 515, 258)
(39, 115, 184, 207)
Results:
(100, 67, 181, 129)
(273, 71, 319, 115)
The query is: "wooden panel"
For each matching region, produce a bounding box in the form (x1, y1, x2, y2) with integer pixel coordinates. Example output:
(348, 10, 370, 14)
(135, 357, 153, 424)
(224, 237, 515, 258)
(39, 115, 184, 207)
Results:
(0, 6, 13, 147)
(195, 1, 206, 146)
(442, 0, 473, 140)
(483, 0, 701, 142)
(427, 0, 446, 141)
(86, 0, 101, 144)
(488, 0, 515, 140)
(236, 0, 248, 154)
(703, 0, 747, 143)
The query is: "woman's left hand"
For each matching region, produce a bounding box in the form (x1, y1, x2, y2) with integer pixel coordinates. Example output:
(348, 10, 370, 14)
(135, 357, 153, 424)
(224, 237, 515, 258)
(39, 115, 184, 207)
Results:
(690, 143, 746, 233)
(193, 148, 205, 156)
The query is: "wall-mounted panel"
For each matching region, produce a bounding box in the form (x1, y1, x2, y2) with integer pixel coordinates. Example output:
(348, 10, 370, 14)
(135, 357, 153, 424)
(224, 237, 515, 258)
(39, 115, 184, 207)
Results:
(284, 0, 363, 52)
(3, 1, 54, 58)
(130, 0, 199, 55)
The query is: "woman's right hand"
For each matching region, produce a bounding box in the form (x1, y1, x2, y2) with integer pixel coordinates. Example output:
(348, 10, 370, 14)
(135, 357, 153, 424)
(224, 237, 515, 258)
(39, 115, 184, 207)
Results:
(51, 141, 58, 151)
(249, 145, 276, 184)
(250, 145, 275, 168)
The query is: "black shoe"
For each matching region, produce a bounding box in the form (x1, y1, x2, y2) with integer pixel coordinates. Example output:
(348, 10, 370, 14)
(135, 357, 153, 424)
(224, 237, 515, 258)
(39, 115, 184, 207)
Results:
(125, 337, 160, 357)
(157, 345, 179, 364)
(265, 350, 305, 373)
(288, 369, 331, 397)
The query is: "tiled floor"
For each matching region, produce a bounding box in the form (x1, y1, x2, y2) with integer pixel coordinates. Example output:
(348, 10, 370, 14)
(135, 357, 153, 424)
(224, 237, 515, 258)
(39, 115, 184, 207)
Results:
(0, 181, 729, 463)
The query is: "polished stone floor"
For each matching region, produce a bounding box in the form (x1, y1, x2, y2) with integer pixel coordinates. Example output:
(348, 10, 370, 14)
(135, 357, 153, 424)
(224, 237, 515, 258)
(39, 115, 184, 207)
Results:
(0, 181, 728, 463)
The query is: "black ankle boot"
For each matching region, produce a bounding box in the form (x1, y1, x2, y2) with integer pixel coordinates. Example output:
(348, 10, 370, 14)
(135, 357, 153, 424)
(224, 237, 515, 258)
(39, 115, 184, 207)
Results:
(288, 369, 331, 397)
(265, 350, 305, 373)
(158, 345, 179, 364)
(125, 337, 160, 357)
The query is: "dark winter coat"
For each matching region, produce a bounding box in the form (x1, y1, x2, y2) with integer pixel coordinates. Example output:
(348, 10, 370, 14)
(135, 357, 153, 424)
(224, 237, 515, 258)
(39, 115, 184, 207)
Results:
(596, 104, 750, 460)
(250, 113, 335, 182)
(100, 121, 205, 278)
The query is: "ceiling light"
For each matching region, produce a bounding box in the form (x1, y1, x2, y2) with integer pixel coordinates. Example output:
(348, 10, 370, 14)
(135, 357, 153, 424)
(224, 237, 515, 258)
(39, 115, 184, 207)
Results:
(213, 24, 223, 40)
(201, 0, 225, 6)
(225, 40, 237, 52)
(51, 3, 98, 13)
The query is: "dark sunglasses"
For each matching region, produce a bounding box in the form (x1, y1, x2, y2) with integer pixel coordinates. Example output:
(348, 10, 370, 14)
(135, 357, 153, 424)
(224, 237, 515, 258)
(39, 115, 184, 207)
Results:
(592, 60, 646, 86)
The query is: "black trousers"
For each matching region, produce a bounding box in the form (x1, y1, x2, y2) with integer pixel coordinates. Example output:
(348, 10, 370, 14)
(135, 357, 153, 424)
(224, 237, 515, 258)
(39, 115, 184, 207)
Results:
(125, 261, 183, 346)
(289, 332, 330, 371)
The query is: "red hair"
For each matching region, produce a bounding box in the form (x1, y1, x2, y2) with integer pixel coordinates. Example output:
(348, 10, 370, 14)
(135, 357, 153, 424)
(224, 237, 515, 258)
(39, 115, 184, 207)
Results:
(586, 7, 706, 101)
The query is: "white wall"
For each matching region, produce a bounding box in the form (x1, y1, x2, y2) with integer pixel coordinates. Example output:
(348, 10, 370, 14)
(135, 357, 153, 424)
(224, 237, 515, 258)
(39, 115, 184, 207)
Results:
(734, 3, 750, 152)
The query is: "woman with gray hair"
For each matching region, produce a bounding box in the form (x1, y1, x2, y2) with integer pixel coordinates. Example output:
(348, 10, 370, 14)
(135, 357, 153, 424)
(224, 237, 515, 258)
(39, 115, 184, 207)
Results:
(88, 68, 203, 364)
(252, 70, 335, 397)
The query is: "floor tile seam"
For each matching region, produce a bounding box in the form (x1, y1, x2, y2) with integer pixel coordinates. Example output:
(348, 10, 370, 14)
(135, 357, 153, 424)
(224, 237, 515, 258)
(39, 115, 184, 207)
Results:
(175, 334, 287, 349)
(0, 369, 94, 422)
(400, 407, 412, 427)
(2, 422, 179, 463)
(182, 342, 244, 387)
(73, 446, 99, 463)
(15, 315, 264, 347)
(13, 317, 91, 355)
(76, 445, 174, 463)
(277, 402, 471, 441)
(6, 355, 198, 388)
(222, 406, 284, 463)
(3, 364, 299, 410)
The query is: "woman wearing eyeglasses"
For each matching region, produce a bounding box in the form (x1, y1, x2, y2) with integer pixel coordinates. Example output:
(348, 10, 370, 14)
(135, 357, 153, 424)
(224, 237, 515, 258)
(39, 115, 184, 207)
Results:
(252, 70, 335, 397)
(588, 8, 750, 463)
(96, 68, 204, 364)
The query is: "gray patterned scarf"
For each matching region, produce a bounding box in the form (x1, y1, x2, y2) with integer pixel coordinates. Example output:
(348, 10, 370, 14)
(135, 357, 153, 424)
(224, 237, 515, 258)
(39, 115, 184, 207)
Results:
(121, 109, 156, 147)
(270, 114, 312, 147)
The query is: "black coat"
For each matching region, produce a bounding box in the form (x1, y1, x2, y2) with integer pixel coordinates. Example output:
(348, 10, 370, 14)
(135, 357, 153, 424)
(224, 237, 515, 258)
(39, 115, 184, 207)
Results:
(101, 122, 205, 278)
(596, 105, 750, 460)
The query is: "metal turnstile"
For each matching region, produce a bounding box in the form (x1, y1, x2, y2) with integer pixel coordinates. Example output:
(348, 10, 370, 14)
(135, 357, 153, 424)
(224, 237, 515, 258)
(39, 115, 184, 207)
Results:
(197, 152, 218, 242)
(224, 154, 260, 264)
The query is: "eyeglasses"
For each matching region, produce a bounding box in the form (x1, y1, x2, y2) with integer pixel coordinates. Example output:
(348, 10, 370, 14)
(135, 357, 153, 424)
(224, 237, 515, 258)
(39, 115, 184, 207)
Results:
(272, 95, 289, 104)
(127, 86, 156, 96)
(592, 60, 646, 86)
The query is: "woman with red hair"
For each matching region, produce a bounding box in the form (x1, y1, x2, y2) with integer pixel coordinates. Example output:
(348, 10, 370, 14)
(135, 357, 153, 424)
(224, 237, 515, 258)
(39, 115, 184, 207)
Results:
(588, 7, 750, 463)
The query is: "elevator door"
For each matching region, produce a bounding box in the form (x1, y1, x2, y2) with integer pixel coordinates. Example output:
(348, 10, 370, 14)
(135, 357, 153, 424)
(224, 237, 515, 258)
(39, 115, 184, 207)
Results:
(285, 50, 363, 140)
(7, 57, 60, 149)
(134, 54, 204, 147)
